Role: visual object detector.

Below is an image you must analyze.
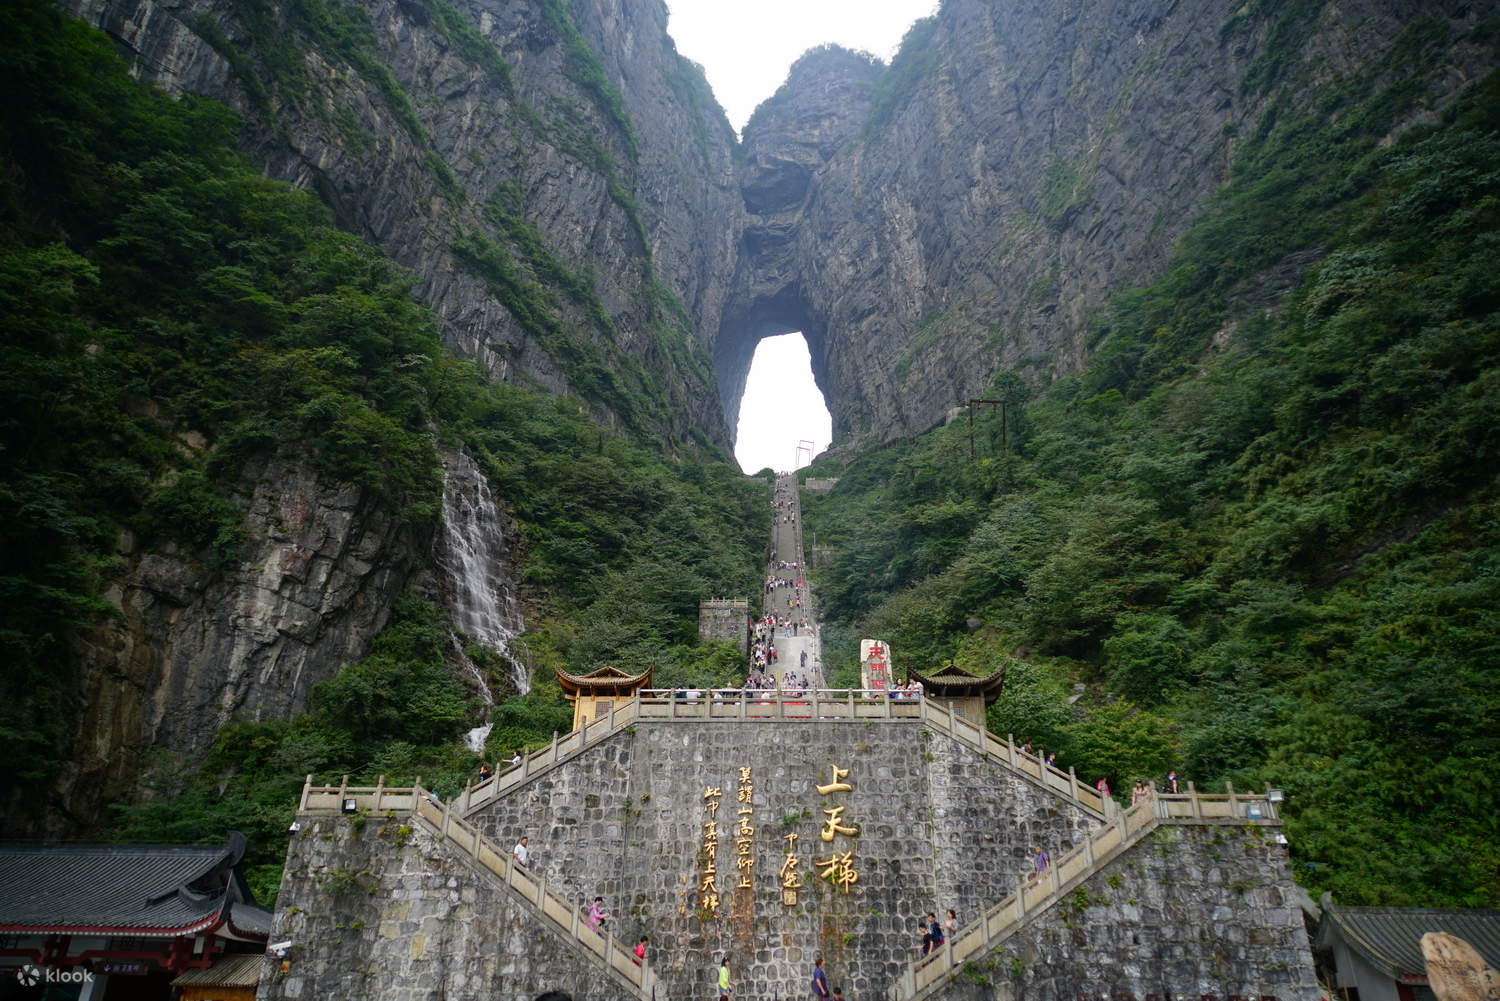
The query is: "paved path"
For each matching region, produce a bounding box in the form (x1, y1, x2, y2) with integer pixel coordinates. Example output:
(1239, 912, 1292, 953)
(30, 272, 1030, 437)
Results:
(756, 472, 823, 687)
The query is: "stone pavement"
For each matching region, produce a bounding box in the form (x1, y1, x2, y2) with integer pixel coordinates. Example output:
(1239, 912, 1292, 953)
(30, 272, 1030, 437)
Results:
(763, 471, 822, 686)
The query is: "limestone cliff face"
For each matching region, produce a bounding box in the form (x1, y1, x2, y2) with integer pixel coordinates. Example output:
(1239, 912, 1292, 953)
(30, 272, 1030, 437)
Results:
(27, 0, 743, 833)
(715, 47, 881, 435)
(731, 0, 1500, 445)
(62, 0, 741, 442)
(26, 455, 421, 837)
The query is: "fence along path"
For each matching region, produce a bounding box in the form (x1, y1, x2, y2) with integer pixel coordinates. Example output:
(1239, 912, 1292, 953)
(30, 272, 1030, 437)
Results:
(886, 787, 1284, 1001)
(299, 778, 654, 999)
(451, 692, 1108, 820)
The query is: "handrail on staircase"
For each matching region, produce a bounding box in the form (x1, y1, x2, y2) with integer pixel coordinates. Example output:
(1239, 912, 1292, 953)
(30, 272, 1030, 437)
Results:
(296, 778, 653, 998)
(887, 786, 1282, 1001)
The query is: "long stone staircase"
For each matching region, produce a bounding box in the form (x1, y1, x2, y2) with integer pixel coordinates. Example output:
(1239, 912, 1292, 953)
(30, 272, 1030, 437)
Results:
(298, 779, 655, 999)
(885, 786, 1283, 1001)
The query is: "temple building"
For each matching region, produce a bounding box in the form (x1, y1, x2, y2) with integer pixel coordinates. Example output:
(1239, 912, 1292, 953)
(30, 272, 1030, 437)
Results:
(910, 661, 1007, 722)
(0, 833, 269, 1000)
(556, 664, 652, 731)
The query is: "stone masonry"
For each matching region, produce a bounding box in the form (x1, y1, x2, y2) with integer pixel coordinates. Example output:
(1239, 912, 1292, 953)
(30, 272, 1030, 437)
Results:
(471, 721, 1100, 1000)
(259, 815, 635, 1001)
(924, 824, 1318, 1001)
(698, 599, 750, 652)
(261, 721, 1317, 1001)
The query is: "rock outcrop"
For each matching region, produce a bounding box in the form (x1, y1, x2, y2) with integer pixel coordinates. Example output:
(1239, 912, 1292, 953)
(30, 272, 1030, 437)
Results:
(728, 0, 1500, 446)
(27, 454, 421, 837)
(62, 0, 742, 443)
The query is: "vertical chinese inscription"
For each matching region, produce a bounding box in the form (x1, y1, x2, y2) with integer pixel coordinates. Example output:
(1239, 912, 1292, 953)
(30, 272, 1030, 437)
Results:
(735, 767, 754, 889)
(700, 784, 723, 917)
(780, 832, 804, 906)
(815, 764, 860, 892)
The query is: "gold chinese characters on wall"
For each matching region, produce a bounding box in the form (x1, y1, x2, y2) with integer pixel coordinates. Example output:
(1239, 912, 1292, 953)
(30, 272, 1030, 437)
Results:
(816, 763, 860, 893)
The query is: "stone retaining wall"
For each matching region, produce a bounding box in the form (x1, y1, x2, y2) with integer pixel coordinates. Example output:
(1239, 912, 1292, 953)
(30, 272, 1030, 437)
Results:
(471, 721, 1101, 1000)
(923, 824, 1318, 1001)
(261, 722, 1317, 1001)
(259, 815, 634, 1001)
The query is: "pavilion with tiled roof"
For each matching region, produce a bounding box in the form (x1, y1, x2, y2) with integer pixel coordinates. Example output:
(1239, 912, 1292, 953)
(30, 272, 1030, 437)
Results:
(556, 664, 652, 730)
(0, 832, 269, 997)
(910, 662, 1007, 722)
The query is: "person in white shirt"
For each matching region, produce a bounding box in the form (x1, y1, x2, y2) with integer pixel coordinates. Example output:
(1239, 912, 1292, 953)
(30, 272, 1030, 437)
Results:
(513, 836, 529, 867)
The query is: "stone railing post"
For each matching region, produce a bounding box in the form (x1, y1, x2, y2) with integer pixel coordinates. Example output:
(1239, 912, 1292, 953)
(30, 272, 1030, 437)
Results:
(374, 775, 386, 812)
(1226, 780, 1238, 817)
(299, 774, 314, 812)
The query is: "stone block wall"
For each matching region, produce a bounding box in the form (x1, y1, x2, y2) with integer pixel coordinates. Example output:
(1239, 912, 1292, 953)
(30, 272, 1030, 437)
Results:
(925, 824, 1319, 1001)
(470, 720, 1101, 1001)
(258, 814, 636, 1001)
(698, 599, 749, 651)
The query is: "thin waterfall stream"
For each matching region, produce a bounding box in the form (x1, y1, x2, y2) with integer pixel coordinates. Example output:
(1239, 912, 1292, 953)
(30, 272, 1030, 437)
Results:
(438, 452, 530, 754)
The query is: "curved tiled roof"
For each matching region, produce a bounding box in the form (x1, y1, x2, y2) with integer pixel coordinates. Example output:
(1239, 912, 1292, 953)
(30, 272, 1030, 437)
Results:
(171, 952, 265, 987)
(0, 838, 257, 937)
(911, 662, 1006, 698)
(556, 664, 652, 692)
(1319, 898, 1500, 979)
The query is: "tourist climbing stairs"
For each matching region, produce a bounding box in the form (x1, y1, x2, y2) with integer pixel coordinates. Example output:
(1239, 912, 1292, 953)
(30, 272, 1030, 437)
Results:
(299, 777, 655, 999)
(885, 786, 1283, 1001)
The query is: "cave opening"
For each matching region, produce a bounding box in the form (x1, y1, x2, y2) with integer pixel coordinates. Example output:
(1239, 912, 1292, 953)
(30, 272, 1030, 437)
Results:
(732, 332, 831, 474)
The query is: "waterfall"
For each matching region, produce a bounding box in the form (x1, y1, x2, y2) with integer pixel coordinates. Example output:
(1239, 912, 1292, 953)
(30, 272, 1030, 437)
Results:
(439, 452, 531, 724)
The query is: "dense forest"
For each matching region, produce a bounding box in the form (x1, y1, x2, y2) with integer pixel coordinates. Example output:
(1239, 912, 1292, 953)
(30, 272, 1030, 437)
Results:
(0, 0, 763, 901)
(4, 0, 1498, 918)
(803, 20, 1500, 909)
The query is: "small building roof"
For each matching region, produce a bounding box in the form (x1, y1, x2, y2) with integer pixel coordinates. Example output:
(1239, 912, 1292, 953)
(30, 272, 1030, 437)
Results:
(555, 664, 652, 697)
(1316, 896, 1500, 981)
(0, 833, 268, 939)
(911, 662, 1007, 701)
(171, 952, 264, 987)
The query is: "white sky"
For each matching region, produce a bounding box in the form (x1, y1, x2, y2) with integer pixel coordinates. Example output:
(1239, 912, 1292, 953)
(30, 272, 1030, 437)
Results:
(734, 334, 832, 473)
(666, 0, 938, 133)
(666, 0, 934, 472)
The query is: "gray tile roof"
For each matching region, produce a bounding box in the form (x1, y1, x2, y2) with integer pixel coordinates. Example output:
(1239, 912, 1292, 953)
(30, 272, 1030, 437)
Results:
(1320, 901, 1500, 978)
(0, 842, 236, 934)
(170, 952, 265, 988)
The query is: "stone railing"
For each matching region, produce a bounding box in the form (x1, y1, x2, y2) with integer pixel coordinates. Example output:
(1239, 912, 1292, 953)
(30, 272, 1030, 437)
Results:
(451, 690, 1108, 819)
(887, 788, 1283, 1001)
(298, 779, 654, 999)
(913, 699, 1107, 817)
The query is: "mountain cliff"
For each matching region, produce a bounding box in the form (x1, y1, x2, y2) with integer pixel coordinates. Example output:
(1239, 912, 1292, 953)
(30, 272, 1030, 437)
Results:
(8, 0, 1498, 904)
(63, 0, 742, 442)
(732, 0, 1500, 446)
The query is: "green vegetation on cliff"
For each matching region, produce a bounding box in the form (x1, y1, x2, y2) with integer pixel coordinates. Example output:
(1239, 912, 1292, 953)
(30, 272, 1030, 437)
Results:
(804, 32, 1500, 908)
(0, 0, 765, 883)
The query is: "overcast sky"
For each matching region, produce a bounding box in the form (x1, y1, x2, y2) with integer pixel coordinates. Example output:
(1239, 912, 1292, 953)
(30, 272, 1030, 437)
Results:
(733, 333, 832, 473)
(666, 0, 937, 132)
(665, 0, 935, 471)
